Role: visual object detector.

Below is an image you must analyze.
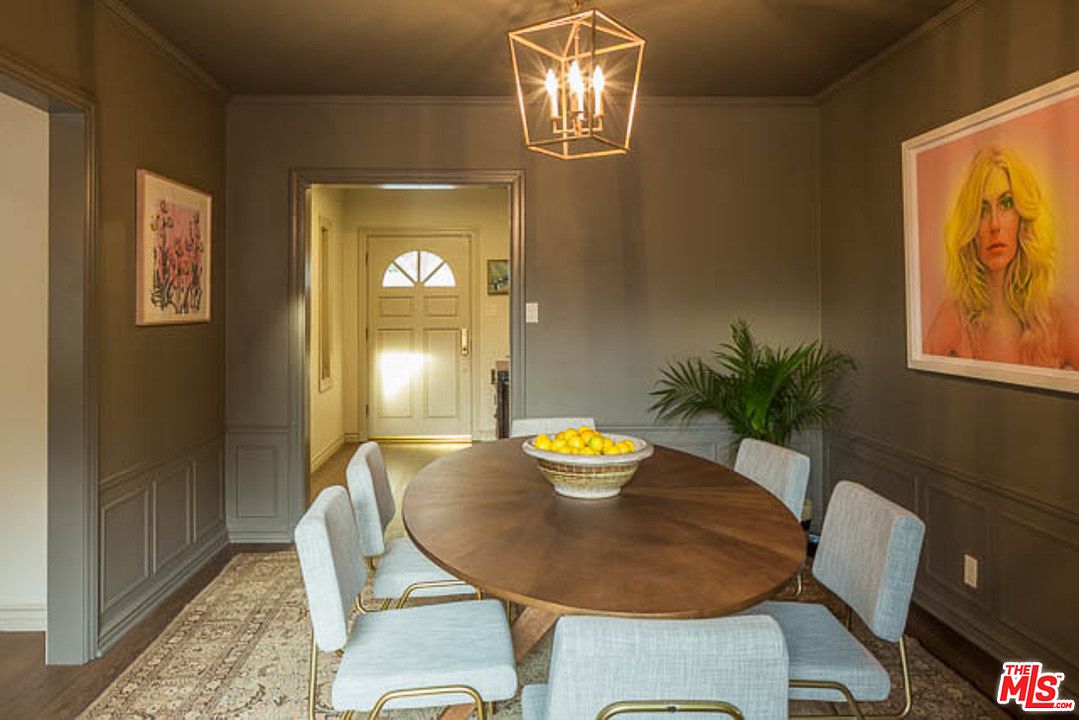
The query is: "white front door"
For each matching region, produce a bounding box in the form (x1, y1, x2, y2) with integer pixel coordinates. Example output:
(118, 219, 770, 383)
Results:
(367, 234, 472, 439)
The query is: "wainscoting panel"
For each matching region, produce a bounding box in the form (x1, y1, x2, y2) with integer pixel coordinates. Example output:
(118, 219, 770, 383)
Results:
(225, 427, 293, 541)
(153, 462, 192, 572)
(100, 483, 150, 615)
(98, 437, 227, 651)
(606, 424, 735, 463)
(825, 430, 1079, 696)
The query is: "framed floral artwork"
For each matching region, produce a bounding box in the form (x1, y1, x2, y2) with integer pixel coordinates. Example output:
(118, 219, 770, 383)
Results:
(136, 169, 212, 325)
(902, 71, 1079, 393)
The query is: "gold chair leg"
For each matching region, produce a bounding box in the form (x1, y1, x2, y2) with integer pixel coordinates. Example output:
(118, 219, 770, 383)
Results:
(795, 570, 804, 598)
(365, 685, 486, 719)
(307, 632, 319, 720)
(790, 637, 912, 720)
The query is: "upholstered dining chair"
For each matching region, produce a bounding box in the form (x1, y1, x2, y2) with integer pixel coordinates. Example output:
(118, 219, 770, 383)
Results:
(521, 615, 790, 720)
(742, 481, 926, 720)
(510, 416, 596, 438)
(296, 486, 518, 720)
(734, 438, 810, 520)
(346, 442, 477, 609)
(735, 438, 811, 596)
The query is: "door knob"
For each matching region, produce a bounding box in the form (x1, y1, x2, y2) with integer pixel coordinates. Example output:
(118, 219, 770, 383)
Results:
(461, 327, 470, 357)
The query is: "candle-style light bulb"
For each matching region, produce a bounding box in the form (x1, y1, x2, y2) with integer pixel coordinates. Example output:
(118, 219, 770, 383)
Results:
(568, 60, 585, 114)
(592, 65, 605, 117)
(545, 68, 560, 119)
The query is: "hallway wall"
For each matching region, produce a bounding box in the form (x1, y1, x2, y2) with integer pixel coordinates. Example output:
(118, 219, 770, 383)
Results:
(0, 92, 49, 630)
(0, 0, 229, 653)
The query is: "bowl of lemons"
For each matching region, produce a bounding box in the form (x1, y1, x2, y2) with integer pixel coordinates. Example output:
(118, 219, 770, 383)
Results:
(521, 426, 654, 499)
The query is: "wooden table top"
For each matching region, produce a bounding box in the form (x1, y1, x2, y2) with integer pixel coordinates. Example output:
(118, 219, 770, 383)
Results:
(403, 438, 806, 619)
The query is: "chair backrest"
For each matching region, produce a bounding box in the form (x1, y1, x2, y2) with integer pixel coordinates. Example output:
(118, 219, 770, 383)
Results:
(510, 417, 597, 438)
(813, 481, 926, 643)
(543, 615, 789, 720)
(734, 438, 810, 520)
(295, 485, 368, 652)
(345, 442, 395, 557)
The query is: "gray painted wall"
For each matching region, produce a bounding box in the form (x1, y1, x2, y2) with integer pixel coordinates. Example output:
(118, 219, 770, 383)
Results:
(0, 1, 228, 655)
(225, 97, 823, 539)
(819, 0, 1078, 691)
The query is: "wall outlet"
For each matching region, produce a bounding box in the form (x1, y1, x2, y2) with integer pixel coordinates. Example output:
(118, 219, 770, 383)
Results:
(963, 554, 979, 589)
(525, 302, 539, 323)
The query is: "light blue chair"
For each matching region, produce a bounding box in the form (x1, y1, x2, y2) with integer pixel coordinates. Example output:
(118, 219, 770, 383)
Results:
(510, 416, 596, 438)
(735, 438, 812, 596)
(735, 438, 810, 520)
(743, 481, 926, 719)
(346, 442, 477, 607)
(521, 615, 790, 720)
(296, 486, 517, 720)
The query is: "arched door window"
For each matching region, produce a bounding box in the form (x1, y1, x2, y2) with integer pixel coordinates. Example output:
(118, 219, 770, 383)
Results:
(381, 250, 456, 288)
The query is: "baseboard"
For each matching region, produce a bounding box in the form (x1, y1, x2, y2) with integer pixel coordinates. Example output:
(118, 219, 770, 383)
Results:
(310, 435, 346, 472)
(97, 525, 228, 654)
(228, 529, 295, 543)
(0, 603, 47, 631)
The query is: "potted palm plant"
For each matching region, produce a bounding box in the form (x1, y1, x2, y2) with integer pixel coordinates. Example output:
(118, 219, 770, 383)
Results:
(650, 320, 855, 449)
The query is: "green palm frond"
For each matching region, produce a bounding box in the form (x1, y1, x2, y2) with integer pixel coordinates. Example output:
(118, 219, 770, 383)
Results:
(650, 320, 855, 447)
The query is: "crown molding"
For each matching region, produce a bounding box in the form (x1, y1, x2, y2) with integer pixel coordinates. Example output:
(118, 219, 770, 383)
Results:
(814, 0, 983, 102)
(228, 94, 817, 108)
(97, 0, 229, 100)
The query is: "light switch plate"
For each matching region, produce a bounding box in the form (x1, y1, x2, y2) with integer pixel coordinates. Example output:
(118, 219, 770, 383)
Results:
(963, 554, 978, 589)
(525, 302, 539, 323)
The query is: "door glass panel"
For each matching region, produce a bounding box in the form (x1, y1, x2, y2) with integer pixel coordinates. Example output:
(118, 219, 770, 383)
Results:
(394, 251, 419, 281)
(382, 262, 414, 287)
(424, 263, 456, 287)
(419, 251, 443, 283)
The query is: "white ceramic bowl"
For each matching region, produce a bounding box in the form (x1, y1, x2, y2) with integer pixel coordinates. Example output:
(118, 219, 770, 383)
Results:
(521, 433, 654, 499)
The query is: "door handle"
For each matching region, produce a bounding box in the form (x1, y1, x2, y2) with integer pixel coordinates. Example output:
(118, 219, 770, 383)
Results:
(461, 327, 470, 357)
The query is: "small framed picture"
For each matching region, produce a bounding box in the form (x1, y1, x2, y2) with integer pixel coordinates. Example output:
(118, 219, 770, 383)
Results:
(136, 169, 212, 325)
(487, 259, 510, 296)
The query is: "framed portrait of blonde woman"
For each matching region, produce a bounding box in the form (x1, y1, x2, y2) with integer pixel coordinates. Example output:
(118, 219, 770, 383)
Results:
(902, 71, 1079, 393)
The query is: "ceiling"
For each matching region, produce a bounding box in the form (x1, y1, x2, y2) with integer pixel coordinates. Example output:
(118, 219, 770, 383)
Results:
(121, 0, 955, 96)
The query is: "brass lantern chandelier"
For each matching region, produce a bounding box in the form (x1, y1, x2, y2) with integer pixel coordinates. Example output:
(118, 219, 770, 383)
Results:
(508, 3, 645, 159)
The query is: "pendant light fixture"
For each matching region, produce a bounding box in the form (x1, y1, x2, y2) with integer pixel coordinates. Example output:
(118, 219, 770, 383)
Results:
(508, 2, 645, 159)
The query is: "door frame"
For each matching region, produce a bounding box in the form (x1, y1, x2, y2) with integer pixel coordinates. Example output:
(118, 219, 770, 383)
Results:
(288, 169, 524, 518)
(0, 55, 100, 663)
(362, 227, 479, 442)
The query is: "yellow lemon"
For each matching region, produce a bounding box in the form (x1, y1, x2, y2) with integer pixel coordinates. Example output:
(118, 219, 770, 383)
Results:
(568, 435, 584, 449)
(552, 438, 568, 452)
(534, 434, 552, 450)
(603, 437, 615, 450)
(603, 445, 622, 455)
(580, 447, 597, 455)
(579, 426, 594, 434)
(618, 440, 635, 453)
(587, 435, 605, 452)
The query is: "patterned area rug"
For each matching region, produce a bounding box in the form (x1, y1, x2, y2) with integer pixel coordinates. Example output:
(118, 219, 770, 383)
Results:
(81, 551, 1007, 719)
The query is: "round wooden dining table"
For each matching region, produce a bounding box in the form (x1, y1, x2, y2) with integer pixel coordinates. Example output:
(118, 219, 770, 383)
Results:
(403, 438, 806, 720)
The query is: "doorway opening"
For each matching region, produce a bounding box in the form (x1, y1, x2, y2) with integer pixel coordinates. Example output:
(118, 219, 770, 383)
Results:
(0, 61, 97, 664)
(296, 175, 523, 502)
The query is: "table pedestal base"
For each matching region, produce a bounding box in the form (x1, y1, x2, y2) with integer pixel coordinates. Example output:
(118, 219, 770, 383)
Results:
(437, 606, 559, 720)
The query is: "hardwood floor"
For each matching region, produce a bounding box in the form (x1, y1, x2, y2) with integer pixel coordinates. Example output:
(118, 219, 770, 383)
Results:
(0, 543, 286, 720)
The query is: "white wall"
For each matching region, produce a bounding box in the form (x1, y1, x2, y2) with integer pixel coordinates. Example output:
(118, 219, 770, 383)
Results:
(308, 187, 347, 468)
(0, 92, 49, 630)
(339, 186, 511, 441)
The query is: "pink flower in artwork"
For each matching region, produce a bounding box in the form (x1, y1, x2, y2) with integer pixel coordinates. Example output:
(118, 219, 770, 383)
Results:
(149, 201, 204, 314)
